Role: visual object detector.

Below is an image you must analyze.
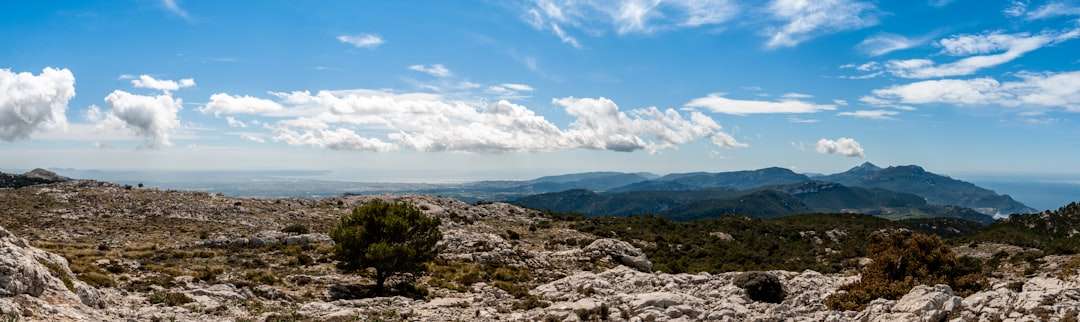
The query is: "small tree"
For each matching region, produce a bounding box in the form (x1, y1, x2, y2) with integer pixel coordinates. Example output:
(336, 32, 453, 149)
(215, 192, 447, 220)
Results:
(330, 200, 442, 290)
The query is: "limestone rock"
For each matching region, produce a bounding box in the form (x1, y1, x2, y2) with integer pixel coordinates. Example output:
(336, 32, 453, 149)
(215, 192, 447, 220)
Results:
(582, 238, 652, 272)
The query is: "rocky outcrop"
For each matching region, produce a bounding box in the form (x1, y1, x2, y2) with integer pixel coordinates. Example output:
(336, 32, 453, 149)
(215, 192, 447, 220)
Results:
(0, 226, 106, 321)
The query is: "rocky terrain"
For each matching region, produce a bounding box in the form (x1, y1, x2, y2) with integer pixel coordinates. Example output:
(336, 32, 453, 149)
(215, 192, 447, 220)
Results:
(1, 178, 1079, 321)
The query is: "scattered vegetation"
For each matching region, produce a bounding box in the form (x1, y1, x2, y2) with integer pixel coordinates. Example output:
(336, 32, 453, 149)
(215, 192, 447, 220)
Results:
(148, 291, 194, 306)
(330, 200, 442, 290)
(824, 231, 986, 311)
(575, 213, 908, 273)
(963, 203, 1080, 255)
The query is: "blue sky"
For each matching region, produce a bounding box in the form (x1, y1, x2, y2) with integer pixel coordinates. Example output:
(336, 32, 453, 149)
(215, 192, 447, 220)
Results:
(2, 0, 1080, 178)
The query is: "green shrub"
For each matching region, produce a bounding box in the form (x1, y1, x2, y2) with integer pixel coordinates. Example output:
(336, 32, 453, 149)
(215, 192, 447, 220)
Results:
(281, 223, 310, 235)
(824, 231, 986, 311)
(331, 200, 442, 290)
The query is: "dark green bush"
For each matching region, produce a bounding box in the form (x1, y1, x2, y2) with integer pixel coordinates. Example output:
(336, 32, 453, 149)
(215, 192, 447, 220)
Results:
(824, 231, 986, 311)
(281, 223, 310, 235)
(734, 272, 786, 303)
(330, 200, 442, 290)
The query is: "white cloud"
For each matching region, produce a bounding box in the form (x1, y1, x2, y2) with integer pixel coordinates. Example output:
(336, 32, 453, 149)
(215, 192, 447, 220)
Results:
(764, 0, 879, 48)
(838, 109, 899, 120)
(816, 137, 865, 158)
(1023, 1, 1080, 19)
(788, 117, 820, 124)
(781, 92, 813, 99)
(548, 23, 582, 48)
(0, 67, 75, 141)
(408, 64, 452, 77)
(486, 83, 535, 99)
(131, 75, 195, 92)
(207, 88, 743, 153)
(239, 133, 266, 143)
(200, 93, 286, 116)
(225, 116, 246, 128)
(880, 28, 1079, 78)
(863, 70, 1080, 111)
(857, 33, 928, 56)
(161, 0, 190, 20)
(524, 0, 738, 47)
(684, 93, 837, 115)
(554, 97, 747, 152)
(928, 0, 956, 7)
(99, 90, 183, 148)
(337, 34, 384, 48)
(1004, 0, 1029, 17)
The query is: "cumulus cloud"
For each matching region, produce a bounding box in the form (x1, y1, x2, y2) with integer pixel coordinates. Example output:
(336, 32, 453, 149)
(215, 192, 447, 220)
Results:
(764, 0, 879, 48)
(862, 70, 1080, 111)
(816, 137, 865, 158)
(554, 97, 747, 152)
(524, 0, 739, 47)
(684, 94, 837, 115)
(276, 127, 397, 152)
(838, 109, 899, 120)
(0, 67, 75, 142)
(200, 93, 286, 116)
(408, 64, 452, 77)
(131, 75, 195, 92)
(98, 90, 183, 148)
(206, 89, 744, 153)
(337, 33, 384, 48)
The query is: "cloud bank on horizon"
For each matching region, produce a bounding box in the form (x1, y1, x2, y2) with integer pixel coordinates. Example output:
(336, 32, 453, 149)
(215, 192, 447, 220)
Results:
(2, 0, 1080, 173)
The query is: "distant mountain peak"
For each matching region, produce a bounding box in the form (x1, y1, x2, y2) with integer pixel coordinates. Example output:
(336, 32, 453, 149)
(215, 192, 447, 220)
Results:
(850, 162, 881, 173)
(887, 165, 927, 174)
(23, 168, 67, 182)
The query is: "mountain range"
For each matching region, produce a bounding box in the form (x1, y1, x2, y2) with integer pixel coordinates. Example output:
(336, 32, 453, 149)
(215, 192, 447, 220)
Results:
(495, 163, 1036, 223)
